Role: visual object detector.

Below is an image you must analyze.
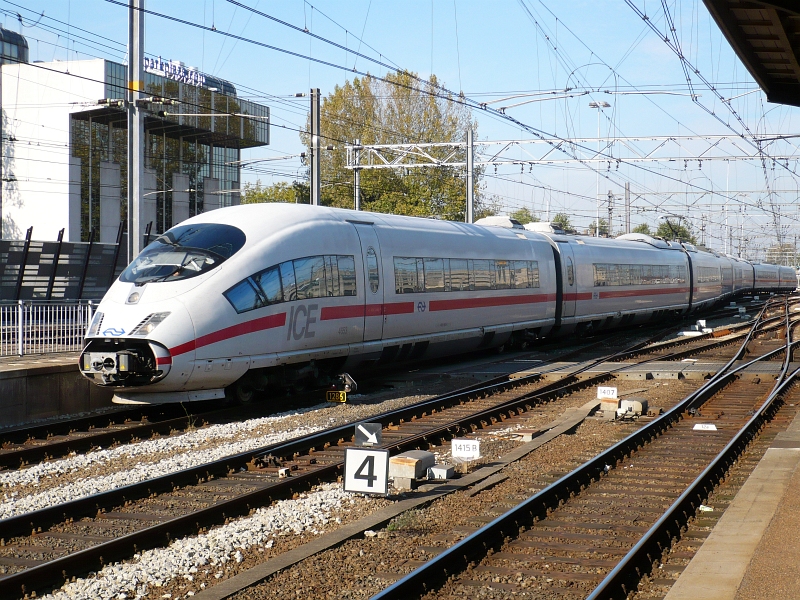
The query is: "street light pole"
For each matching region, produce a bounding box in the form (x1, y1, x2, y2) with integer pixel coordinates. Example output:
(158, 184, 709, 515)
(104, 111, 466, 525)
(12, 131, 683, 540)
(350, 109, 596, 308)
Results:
(589, 101, 610, 237)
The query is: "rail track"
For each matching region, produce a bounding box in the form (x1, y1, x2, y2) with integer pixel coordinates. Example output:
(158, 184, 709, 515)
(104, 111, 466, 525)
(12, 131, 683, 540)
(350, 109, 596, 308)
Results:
(370, 298, 799, 600)
(0, 299, 782, 598)
(0, 301, 762, 471)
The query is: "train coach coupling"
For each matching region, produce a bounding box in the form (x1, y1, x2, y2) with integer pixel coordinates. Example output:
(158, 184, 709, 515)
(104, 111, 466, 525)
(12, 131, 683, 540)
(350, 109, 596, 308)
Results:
(79, 340, 169, 386)
(330, 373, 357, 394)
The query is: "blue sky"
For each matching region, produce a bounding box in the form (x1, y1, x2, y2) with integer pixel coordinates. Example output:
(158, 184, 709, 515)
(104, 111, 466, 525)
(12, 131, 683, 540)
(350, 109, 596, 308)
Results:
(9, 0, 800, 258)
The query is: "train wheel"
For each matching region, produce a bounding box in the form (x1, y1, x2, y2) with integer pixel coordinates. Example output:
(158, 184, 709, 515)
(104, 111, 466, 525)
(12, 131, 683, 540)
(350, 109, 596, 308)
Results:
(235, 382, 256, 404)
(226, 381, 256, 404)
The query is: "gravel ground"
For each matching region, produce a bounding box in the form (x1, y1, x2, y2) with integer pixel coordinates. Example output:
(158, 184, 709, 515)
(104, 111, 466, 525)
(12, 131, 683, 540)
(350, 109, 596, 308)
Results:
(229, 380, 694, 600)
(2, 378, 472, 520)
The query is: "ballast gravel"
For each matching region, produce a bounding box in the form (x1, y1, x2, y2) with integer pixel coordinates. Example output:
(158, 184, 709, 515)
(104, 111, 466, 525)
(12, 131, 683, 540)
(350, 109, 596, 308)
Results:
(40, 483, 373, 600)
(1, 384, 460, 520)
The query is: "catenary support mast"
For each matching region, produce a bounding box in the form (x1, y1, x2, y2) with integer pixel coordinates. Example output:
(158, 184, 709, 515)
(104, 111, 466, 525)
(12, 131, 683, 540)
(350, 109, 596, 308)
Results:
(127, 0, 144, 261)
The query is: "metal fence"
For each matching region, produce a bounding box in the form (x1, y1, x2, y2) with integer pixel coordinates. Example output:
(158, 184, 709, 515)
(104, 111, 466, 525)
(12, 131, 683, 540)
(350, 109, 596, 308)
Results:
(0, 301, 93, 357)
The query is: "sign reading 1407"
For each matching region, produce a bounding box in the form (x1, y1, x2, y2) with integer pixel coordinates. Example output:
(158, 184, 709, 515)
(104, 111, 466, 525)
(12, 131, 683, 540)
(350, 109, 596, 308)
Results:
(343, 448, 389, 495)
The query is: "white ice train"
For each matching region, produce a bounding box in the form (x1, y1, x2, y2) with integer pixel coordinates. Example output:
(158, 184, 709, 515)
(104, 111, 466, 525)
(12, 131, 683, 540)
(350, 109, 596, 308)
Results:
(79, 204, 797, 404)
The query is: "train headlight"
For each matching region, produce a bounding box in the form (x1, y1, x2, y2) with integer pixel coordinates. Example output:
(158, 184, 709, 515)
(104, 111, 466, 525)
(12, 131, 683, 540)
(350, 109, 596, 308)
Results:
(87, 311, 104, 337)
(130, 312, 171, 336)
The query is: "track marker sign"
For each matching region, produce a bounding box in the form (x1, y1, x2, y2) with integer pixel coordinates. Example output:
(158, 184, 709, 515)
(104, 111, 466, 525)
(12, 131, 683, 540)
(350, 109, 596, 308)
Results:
(344, 448, 389, 495)
(355, 423, 382, 446)
(597, 386, 618, 400)
(451, 438, 480, 460)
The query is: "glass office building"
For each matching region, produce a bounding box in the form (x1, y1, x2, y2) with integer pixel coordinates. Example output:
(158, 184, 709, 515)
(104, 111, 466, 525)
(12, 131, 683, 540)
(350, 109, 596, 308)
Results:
(69, 59, 269, 240)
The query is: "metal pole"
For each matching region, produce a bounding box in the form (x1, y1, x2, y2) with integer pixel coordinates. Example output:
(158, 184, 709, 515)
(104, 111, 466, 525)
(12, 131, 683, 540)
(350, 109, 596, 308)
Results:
(354, 138, 361, 211)
(625, 182, 630, 234)
(607, 190, 613, 238)
(466, 128, 474, 224)
(310, 88, 321, 206)
(17, 299, 23, 357)
(88, 115, 93, 235)
(596, 110, 600, 237)
(0, 55, 3, 239)
(127, 0, 144, 262)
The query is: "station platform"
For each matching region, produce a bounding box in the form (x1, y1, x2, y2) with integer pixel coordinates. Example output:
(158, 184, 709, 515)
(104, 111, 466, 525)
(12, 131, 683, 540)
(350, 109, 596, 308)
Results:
(0, 352, 113, 429)
(664, 409, 800, 599)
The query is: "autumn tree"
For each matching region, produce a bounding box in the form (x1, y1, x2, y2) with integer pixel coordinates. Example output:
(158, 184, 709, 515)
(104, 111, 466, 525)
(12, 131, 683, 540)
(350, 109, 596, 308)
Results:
(552, 213, 572, 231)
(509, 207, 539, 224)
(242, 180, 309, 204)
(656, 219, 696, 244)
(304, 71, 488, 220)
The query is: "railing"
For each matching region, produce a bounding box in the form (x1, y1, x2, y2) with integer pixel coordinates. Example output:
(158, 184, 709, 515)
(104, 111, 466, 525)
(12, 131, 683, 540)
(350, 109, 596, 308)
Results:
(0, 301, 94, 357)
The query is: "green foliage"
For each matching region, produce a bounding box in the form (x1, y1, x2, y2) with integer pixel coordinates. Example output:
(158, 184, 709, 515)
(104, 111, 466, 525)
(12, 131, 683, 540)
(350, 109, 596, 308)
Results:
(509, 207, 539, 224)
(655, 219, 696, 244)
(632, 223, 652, 235)
(303, 70, 487, 220)
(552, 213, 571, 231)
(588, 218, 609, 237)
(242, 180, 309, 204)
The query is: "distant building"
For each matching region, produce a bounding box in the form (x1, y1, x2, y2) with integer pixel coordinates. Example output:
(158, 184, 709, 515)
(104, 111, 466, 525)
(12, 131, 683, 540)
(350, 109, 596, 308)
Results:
(1, 31, 269, 242)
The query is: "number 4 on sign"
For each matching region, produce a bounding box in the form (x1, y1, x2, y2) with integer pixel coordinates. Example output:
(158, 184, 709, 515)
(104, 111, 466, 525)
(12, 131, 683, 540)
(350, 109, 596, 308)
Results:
(343, 448, 389, 495)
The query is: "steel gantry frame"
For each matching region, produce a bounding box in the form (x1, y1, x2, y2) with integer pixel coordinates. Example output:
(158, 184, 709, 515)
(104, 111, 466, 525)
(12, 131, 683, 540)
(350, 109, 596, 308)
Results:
(345, 134, 800, 170)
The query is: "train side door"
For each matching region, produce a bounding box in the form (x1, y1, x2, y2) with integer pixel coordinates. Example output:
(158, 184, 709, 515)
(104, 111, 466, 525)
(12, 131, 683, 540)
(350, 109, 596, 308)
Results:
(559, 243, 577, 318)
(351, 223, 385, 341)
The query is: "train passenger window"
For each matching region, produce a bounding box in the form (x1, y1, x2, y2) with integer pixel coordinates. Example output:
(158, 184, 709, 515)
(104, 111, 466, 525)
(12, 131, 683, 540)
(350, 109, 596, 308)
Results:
(325, 256, 340, 297)
(294, 256, 327, 300)
(566, 257, 574, 286)
(511, 261, 528, 288)
(473, 259, 495, 290)
(416, 259, 425, 290)
(495, 260, 512, 290)
(442, 258, 452, 291)
(423, 258, 446, 292)
(254, 266, 283, 305)
(394, 257, 419, 293)
(529, 261, 540, 288)
(594, 264, 607, 286)
(367, 248, 380, 294)
(224, 279, 264, 314)
(337, 256, 357, 296)
(279, 262, 297, 301)
(449, 259, 470, 291)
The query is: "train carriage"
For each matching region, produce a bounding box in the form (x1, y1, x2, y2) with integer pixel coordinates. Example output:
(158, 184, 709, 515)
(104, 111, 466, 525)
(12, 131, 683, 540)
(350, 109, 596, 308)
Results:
(80, 204, 788, 404)
(544, 233, 691, 333)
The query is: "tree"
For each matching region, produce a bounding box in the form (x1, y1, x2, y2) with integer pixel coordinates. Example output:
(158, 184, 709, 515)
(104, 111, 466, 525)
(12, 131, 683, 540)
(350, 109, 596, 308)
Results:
(242, 180, 309, 204)
(552, 213, 571, 231)
(588, 218, 609, 237)
(655, 219, 696, 244)
(304, 70, 487, 220)
(632, 223, 651, 235)
(509, 207, 539, 224)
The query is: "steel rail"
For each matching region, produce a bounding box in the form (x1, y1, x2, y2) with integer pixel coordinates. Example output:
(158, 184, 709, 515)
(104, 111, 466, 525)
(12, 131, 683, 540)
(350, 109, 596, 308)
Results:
(0, 318, 725, 597)
(585, 299, 797, 599)
(370, 300, 783, 599)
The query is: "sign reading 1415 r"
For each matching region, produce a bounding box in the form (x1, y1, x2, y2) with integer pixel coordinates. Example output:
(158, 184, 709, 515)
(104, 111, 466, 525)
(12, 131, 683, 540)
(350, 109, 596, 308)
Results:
(343, 448, 389, 495)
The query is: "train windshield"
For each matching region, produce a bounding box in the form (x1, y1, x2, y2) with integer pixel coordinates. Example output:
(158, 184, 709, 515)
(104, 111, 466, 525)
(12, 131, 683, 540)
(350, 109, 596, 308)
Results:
(120, 223, 246, 285)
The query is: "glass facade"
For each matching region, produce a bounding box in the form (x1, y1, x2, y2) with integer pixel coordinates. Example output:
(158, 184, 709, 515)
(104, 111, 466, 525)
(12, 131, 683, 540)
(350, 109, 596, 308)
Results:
(70, 59, 269, 240)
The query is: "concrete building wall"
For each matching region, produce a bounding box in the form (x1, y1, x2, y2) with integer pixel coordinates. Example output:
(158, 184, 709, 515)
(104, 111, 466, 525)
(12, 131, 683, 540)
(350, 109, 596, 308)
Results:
(99, 161, 121, 243)
(172, 173, 190, 226)
(204, 177, 219, 211)
(2, 59, 105, 241)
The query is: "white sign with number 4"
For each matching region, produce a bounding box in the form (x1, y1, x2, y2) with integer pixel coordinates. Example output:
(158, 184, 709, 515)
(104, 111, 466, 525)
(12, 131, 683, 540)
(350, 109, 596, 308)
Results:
(343, 447, 389, 495)
(452, 438, 481, 460)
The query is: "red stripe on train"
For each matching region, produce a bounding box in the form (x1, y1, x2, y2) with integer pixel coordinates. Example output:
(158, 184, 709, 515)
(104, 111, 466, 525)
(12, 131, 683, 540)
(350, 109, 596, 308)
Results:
(170, 312, 287, 357)
(430, 293, 556, 311)
(599, 287, 690, 299)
